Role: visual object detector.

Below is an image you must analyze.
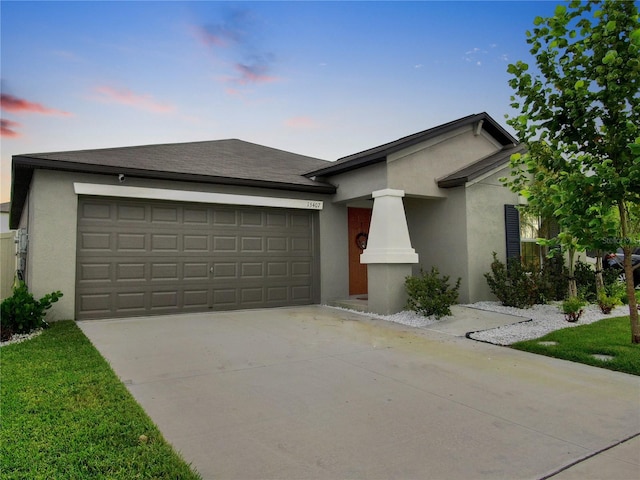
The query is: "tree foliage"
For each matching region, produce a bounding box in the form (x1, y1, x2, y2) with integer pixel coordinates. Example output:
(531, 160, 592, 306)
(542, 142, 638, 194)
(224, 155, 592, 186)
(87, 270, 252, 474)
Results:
(505, 0, 640, 342)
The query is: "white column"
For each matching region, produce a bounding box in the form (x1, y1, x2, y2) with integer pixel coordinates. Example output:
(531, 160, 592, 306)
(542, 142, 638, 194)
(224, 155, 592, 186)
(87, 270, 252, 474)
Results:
(360, 189, 419, 315)
(360, 189, 418, 264)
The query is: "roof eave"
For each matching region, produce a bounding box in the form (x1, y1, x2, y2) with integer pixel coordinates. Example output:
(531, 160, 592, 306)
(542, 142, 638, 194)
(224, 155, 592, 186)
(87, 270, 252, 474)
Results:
(305, 112, 518, 178)
(9, 157, 336, 228)
(437, 144, 525, 189)
(305, 155, 386, 177)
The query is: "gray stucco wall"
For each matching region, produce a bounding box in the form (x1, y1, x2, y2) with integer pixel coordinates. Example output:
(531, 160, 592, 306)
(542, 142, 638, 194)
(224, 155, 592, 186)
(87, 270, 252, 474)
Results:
(404, 191, 471, 303)
(327, 162, 387, 203)
(27, 170, 79, 320)
(22, 170, 347, 319)
(387, 127, 500, 198)
(465, 167, 521, 302)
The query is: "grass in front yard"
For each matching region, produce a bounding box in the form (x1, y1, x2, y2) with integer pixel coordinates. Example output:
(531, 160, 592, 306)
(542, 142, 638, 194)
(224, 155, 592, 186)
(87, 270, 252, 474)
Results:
(511, 315, 640, 376)
(0, 321, 201, 480)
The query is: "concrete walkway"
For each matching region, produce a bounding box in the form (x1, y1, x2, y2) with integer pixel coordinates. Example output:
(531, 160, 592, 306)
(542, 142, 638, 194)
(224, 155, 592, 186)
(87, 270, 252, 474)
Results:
(78, 306, 640, 480)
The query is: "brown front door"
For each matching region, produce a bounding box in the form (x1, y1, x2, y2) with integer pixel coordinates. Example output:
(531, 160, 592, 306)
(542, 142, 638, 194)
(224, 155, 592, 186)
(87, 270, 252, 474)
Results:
(348, 207, 372, 295)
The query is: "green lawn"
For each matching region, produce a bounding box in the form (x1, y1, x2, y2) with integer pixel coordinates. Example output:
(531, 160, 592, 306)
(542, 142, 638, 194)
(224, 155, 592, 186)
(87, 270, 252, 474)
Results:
(0, 321, 201, 480)
(511, 315, 640, 376)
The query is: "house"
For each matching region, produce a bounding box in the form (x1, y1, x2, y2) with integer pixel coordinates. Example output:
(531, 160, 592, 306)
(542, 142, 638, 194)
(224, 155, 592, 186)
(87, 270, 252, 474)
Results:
(9, 112, 525, 320)
(0, 202, 10, 233)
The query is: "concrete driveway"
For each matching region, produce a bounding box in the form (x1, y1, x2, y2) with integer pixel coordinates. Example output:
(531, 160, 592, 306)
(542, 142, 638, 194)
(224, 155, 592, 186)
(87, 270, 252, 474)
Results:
(78, 306, 640, 480)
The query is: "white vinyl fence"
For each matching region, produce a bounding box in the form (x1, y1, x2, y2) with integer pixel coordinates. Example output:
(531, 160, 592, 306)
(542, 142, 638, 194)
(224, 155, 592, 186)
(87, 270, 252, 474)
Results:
(1, 232, 16, 300)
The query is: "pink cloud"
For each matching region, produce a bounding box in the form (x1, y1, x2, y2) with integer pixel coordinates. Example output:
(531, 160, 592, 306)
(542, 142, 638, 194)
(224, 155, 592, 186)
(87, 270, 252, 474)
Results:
(285, 116, 319, 129)
(93, 86, 174, 113)
(0, 93, 72, 116)
(0, 118, 21, 137)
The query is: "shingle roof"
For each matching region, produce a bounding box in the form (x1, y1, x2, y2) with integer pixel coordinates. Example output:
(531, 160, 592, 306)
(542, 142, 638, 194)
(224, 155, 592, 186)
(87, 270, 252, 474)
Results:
(0, 202, 10, 214)
(10, 139, 336, 228)
(437, 144, 526, 188)
(305, 112, 518, 178)
(14, 139, 334, 189)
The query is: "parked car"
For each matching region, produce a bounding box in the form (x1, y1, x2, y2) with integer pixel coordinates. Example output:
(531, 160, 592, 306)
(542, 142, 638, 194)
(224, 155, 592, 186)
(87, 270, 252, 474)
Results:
(604, 247, 640, 288)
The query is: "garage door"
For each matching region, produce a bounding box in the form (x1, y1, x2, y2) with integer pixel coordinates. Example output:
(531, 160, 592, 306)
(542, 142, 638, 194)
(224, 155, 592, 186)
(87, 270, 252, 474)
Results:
(76, 197, 320, 319)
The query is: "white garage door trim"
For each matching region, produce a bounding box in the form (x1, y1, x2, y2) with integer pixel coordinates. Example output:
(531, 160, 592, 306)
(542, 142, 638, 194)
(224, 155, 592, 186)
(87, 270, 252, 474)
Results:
(73, 183, 324, 210)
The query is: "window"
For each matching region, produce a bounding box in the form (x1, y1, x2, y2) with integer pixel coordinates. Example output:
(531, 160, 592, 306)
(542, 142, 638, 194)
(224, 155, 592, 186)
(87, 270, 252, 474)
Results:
(519, 211, 542, 269)
(505, 205, 558, 269)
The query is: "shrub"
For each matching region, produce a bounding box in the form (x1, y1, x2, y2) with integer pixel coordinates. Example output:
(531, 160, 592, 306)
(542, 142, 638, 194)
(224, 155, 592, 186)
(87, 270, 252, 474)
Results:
(561, 296, 585, 322)
(538, 255, 568, 302)
(597, 290, 620, 314)
(405, 267, 461, 319)
(573, 259, 597, 302)
(620, 289, 640, 306)
(0, 283, 63, 341)
(484, 253, 539, 308)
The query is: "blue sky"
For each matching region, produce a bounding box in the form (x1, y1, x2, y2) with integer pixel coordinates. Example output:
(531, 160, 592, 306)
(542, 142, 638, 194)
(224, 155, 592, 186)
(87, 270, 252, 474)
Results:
(0, 0, 554, 202)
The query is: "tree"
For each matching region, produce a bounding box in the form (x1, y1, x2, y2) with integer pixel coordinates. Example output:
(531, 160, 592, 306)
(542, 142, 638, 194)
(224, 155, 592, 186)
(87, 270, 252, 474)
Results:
(506, 0, 640, 342)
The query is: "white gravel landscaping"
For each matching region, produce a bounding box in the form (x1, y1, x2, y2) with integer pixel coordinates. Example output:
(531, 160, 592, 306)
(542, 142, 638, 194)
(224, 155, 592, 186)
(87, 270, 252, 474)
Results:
(462, 301, 623, 345)
(332, 301, 630, 346)
(0, 328, 44, 347)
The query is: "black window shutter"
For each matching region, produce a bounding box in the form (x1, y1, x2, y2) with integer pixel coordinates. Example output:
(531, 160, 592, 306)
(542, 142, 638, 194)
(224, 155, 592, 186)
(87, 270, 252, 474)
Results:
(505, 204, 521, 259)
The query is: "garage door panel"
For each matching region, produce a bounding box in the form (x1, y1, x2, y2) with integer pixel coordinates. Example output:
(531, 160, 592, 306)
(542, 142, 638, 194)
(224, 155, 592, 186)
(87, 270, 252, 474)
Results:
(240, 288, 264, 303)
(184, 208, 209, 224)
(151, 291, 179, 309)
(79, 292, 112, 315)
(212, 263, 237, 278)
(151, 206, 179, 223)
(266, 286, 288, 302)
(240, 211, 263, 226)
(117, 263, 146, 281)
(184, 289, 209, 307)
(184, 263, 210, 279)
(80, 232, 112, 251)
(82, 202, 112, 220)
(118, 204, 146, 221)
(266, 212, 287, 227)
(292, 261, 311, 277)
(267, 237, 288, 252)
(80, 263, 111, 282)
(184, 235, 209, 251)
(116, 233, 146, 251)
(213, 236, 238, 252)
(151, 263, 179, 280)
(151, 234, 179, 251)
(213, 210, 237, 226)
(241, 262, 263, 278)
(292, 285, 312, 301)
(267, 262, 288, 277)
(241, 237, 264, 252)
(77, 197, 319, 319)
(291, 237, 311, 252)
(213, 289, 237, 305)
(291, 213, 311, 227)
(117, 292, 146, 311)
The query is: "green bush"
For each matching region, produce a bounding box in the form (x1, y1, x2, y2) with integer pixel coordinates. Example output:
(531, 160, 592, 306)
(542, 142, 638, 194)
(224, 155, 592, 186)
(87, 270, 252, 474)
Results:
(538, 255, 568, 302)
(561, 296, 585, 322)
(574, 259, 597, 302)
(0, 283, 63, 341)
(484, 253, 540, 308)
(405, 267, 461, 319)
(620, 289, 640, 306)
(573, 259, 624, 303)
(597, 290, 620, 314)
